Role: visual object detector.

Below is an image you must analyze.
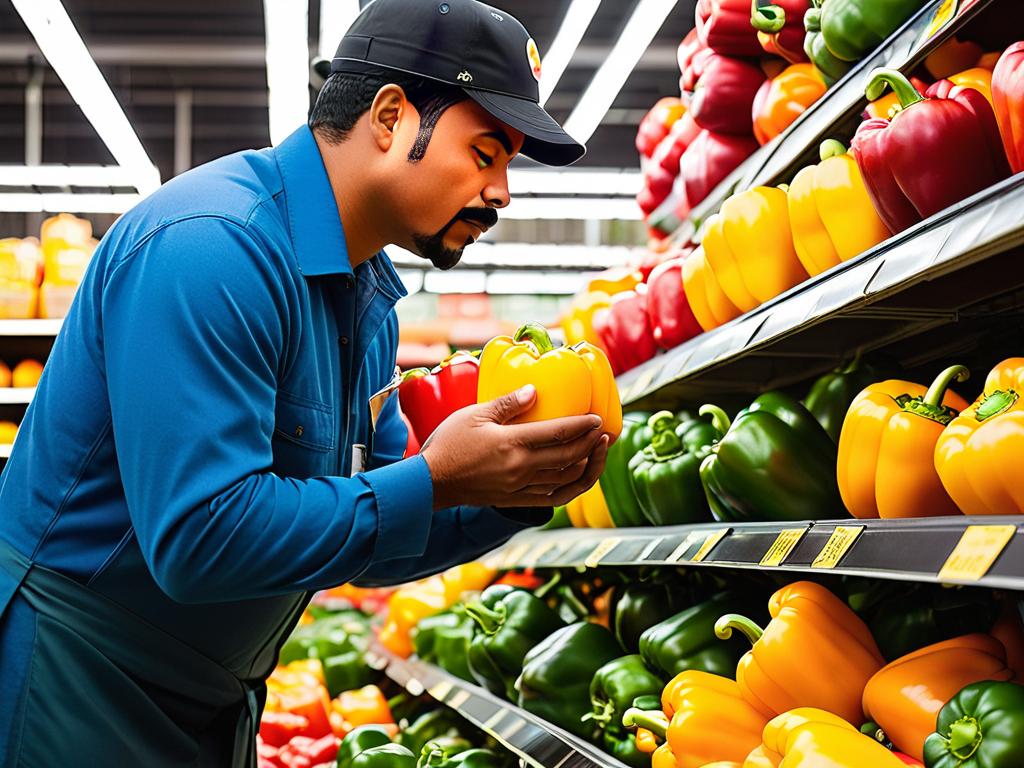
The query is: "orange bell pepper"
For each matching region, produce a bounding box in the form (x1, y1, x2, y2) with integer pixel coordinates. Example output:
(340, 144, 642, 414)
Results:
(759, 708, 910, 767)
(943, 66, 995, 106)
(837, 366, 970, 519)
(752, 63, 826, 145)
(992, 594, 1024, 682)
(653, 742, 682, 768)
(863, 634, 1014, 761)
(935, 357, 1024, 515)
(331, 684, 394, 728)
(714, 581, 884, 724)
(681, 246, 744, 332)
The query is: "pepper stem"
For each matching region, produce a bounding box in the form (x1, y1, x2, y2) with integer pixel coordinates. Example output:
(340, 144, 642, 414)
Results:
(947, 716, 982, 760)
(865, 68, 925, 108)
(699, 404, 732, 437)
(648, 411, 682, 459)
(462, 602, 506, 635)
(819, 139, 848, 161)
(558, 585, 590, 620)
(513, 321, 556, 354)
(925, 365, 970, 408)
(535, 571, 562, 599)
(622, 708, 670, 739)
(715, 614, 764, 645)
(420, 748, 447, 766)
(401, 367, 432, 382)
(840, 349, 863, 374)
(976, 389, 1018, 421)
(751, 0, 786, 33)
(583, 699, 615, 726)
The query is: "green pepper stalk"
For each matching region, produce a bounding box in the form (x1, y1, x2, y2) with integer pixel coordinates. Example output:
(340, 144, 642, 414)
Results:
(924, 681, 1024, 767)
(901, 365, 970, 426)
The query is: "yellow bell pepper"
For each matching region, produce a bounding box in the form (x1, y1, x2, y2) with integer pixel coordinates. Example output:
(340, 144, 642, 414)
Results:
(441, 561, 496, 603)
(947, 66, 994, 106)
(561, 290, 612, 349)
(653, 743, 682, 768)
(564, 479, 614, 528)
(681, 247, 744, 332)
(478, 320, 622, 439)
(702, 186, 809, 313)
(837, 366, 970, 519)
(714, 581, 884, 724)
(759, 708, 909, 767)
(935, 357, 1024, 515)
(788, 140, 892, 276)
(587, 267, 642, 297)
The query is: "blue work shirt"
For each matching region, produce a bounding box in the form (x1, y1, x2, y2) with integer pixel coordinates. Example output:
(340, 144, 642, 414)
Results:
(0, 125, 539, 763)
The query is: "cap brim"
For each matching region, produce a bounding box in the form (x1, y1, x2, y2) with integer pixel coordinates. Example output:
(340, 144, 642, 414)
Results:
(465, 89, 585, 167)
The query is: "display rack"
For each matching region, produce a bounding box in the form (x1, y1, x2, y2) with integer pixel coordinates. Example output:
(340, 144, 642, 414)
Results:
(368, 642, 628, 768)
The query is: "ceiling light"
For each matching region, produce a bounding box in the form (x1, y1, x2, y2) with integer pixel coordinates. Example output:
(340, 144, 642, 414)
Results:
(264, 0, 311, 145)
(502, 197, 642, 220)
(0, 192, 142, 214)
(318, 0, 362, 61)
(0, 165, 138, 188)
(11, 0, 160, 194)
(508, 169, 642, 196)
(539, 0, 602, 106)
(563, 0, 679, 144)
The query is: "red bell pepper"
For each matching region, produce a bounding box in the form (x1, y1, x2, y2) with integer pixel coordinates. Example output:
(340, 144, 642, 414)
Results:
(750, 0, 810, 64)
(678, 129, 760, 212)
(992, 41, 1024, 173)
(593, 288, 658, 376)
(397, 352, 479, 444)
(637, 162, 677, 216)
(696, 0, 764, 57)
(636, 97, 686, 158)
(260, 712, 311, 748)
(678, 29, 707, 92)
(399, 409, 419, 457)
(652, 113, 702, 176)
(645, 256, 702, 350)
(852, 68, 1011, 234)
(689, 53, 767, 135)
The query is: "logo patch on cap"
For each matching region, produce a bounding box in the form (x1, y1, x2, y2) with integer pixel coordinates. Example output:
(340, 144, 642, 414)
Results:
(526, 38, 542, 82)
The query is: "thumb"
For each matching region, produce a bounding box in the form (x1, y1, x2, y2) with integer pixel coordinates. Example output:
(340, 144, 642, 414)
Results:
(486, 385, 536, 424)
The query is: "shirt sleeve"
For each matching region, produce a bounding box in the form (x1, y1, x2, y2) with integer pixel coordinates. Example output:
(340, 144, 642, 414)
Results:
(101, 215, 436, 603)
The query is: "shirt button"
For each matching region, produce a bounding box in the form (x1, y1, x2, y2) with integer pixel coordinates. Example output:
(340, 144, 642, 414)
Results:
(339, 336, 349, 346)
(342, 275, 354, 289)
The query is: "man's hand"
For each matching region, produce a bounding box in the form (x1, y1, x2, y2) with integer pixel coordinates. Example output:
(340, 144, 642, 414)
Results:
(420, 385, 610, 510)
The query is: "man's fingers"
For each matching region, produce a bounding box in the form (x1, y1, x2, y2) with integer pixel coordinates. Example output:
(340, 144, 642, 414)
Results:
(518, 459, 588, 490)
(507, 413, 603, 448)
(525, 429, 603, 470)
(483, 385, 537, 425)
(546, 436, 610, 507)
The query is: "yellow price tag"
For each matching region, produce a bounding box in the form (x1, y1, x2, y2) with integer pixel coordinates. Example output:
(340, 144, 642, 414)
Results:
(812, 526, 865, 569)
(448, 690, 470, 709)
(923, 0, 958, 40)
(585, 537, 621, 568)
(483, 710, 508, 731)
(938, 525, 1017, 582)
(665, 532, 700, 563)
(501, 542, 532, 569)
(523, 540, 557, 568)
(690, 529, 730, 563)
(429, 681, 453, 701)
(760, 528, 807, 567)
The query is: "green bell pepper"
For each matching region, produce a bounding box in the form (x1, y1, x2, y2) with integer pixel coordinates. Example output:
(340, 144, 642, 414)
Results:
(613, 579, 694, 655)
(923, 681, 1024, 768)
(803, 356, 881, 443)
(463, 585, 565, 700)
(586, 655, 665, 768)
(350, 743, 418, 768)
(599, 411, 653, 528)
(818, 0, 926, 63)
(412, 610, 476, 683)
(279, 617, 368, 665)
(802, 0, 852, 85)
(515, 622, 624, 740)
(629, 411, 718, 527)
(541, 505, 572, 529)
(418, 748, 508, 768)
(698, 393, 841, 522)
(419, 736, 472, 761)
(397, 709, 462, 756)
(338, 726, 396, 768)
(323, 649, 380, 697)
(639, 593, 762, 678)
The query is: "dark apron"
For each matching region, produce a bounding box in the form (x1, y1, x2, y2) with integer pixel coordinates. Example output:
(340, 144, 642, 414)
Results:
(1, 537, 305, 767)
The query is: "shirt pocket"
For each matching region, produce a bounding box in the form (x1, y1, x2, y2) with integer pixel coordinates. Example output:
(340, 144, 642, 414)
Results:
(272, 390, 335, 478)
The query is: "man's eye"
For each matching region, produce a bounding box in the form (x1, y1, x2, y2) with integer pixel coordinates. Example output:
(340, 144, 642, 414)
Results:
(472, 148, 494, 169)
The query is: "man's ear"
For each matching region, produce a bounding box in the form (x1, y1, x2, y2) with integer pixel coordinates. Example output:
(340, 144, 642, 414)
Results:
(369, 84, 408, 152)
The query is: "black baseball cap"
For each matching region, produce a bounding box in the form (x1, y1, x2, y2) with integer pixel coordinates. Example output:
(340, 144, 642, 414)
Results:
(330, 0, 585, 166)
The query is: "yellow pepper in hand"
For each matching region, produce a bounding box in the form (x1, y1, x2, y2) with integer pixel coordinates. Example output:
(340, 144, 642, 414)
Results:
(760, 708, 909, 767)
(788, 140, 892, 276)
(714, 581, 884, 724)
(702, 186, 809, 313)
(681, 247, 744, 332)
(935, 357, 1024, 515)
(478, 321, 622, 439)
(564, 479, 614, 528)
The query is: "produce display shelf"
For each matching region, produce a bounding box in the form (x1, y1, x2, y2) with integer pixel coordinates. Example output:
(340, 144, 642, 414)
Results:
(369, 642, 628, 768)
(0, 388, 35, 404)
(0, 319, 63, 336)
(618, 172, 1024, 407)
(487, 516, 1024, 590)
(650, 0, 999, 243)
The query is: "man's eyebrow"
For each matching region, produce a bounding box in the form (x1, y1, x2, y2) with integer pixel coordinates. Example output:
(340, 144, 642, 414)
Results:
(481, 129, 514, 156)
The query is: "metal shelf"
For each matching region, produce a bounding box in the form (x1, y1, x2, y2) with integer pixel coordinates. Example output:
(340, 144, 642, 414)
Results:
(0, 388, 35, 404)
(618, 173, 1024, 406)
(485, 517, 1024, 590)
(0, 319, 63, 336)
(369, 643, 629, 768)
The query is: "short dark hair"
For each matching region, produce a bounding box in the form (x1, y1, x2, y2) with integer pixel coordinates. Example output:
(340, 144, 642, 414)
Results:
(309, 69, 467, 161)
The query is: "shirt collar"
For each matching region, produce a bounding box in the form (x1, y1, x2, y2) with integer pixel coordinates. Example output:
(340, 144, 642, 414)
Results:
(273, 125, 352, 277)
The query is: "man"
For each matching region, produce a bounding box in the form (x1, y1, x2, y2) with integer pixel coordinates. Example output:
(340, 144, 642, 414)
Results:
(0, 1, 610, 764)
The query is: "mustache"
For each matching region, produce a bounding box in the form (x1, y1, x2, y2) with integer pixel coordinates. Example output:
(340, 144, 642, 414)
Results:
(454, 207, 499, 228)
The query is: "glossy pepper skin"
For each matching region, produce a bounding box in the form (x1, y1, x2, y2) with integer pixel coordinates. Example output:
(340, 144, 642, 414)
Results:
(681, 247, 744, 332)
(699, 394, 841, 522)
(935, 358, 1024, 515)
(614, 579, 694, 655)
(689, 53, 767, 135)
(695, 0, 764, 56)
(629, 411, 717, 526)
(419, 748, 507, 768)
(993, 42, 1024, 174)
(702, 186, 809, 312)
(818, 0, 925, 63)
(463, 585, 565, 700)
(563, 270, 642, 350)
(929, 68, 995, 108)
(758, 708, 910, 767)
(750, 0, 810, 64)
(349, 743, 417, 768)
(337, 726, 394, 768)
(678, 130, 760, 215)
(515, 622, 623, 740)
(924, 681, 1024, 768)
(478, 321, 622, 439)
(837, 365, 970, 519)
(398, 352, 479, 445)
(425, 613, 476, 683)
(640, 592, 761, 679)
(562, 479, 615, 528)
(637, 98, 687, 158)
(802, 354, 883, 443)
(788, 140, 892, 277)
(752, 64, 827, 145)
(802, 0, 851, 85)
(593, 289, 658, 377)
(853, 69, 1011, 234)
(600, 411, 654, 528)
(587, 655, 667, 768)
(716, 581, 884, 723)
(863, 634, 1014, 761)
(396, 709, 462, 756)
(623, 670, 767, 768)
(646, 258, 703, 351)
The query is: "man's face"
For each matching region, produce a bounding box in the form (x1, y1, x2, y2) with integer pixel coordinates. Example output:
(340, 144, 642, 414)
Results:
(387, 98, 526, 269)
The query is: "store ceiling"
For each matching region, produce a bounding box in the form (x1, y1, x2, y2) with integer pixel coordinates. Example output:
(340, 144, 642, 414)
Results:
(0, 0, 696, 182)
